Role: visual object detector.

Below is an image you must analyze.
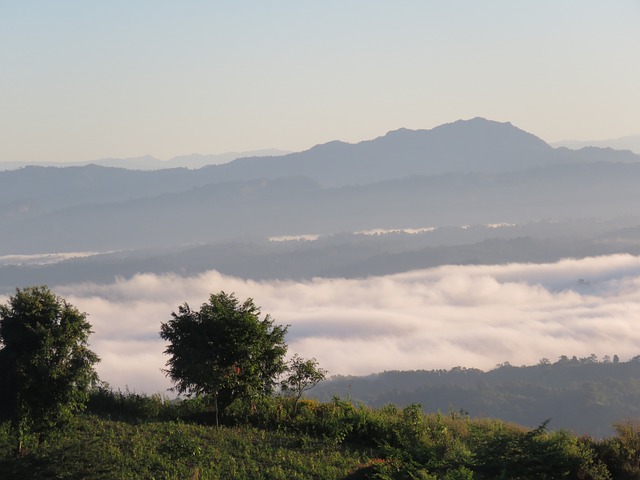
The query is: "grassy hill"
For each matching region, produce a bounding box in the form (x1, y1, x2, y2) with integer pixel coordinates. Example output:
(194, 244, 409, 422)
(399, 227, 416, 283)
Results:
(1, 388, 638, 479)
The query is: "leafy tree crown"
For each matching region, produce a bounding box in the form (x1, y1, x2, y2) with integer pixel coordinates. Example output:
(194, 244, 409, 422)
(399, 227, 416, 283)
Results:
(0, 286, 100, 449)
(160, 291, 288, 411)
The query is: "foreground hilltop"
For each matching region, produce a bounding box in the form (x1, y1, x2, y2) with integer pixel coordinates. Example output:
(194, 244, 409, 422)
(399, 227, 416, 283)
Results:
(1, 390, 637, 479)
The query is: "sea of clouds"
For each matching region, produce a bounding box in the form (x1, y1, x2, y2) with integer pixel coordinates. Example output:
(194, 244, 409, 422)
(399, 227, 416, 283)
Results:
(4, 253, 640, 395)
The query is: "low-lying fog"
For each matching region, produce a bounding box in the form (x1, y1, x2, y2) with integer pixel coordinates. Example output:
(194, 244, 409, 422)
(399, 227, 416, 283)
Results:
(4, 253, 640, 395)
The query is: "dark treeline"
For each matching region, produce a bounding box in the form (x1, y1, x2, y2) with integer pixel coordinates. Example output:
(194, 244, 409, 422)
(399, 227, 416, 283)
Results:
(312, 355, 640, 438)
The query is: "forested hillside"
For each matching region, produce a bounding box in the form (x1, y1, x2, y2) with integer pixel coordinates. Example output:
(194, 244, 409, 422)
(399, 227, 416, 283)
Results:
(313, 356, 640, 437)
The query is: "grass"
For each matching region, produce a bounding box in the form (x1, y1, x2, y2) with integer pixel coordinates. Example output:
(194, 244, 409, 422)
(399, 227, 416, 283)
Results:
(1, 392, 638, 479)
(0, 414, 369, 480)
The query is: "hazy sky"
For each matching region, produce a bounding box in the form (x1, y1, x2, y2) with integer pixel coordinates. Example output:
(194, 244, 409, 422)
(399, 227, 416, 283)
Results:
(1, 1, 639, 163)
(0, 253, 634, 394)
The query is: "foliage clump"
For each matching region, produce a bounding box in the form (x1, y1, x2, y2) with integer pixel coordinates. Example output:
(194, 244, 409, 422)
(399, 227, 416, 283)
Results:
(160, 291, 288, 426)
(0, 286, 99, 454)
(280, 354, 328, 414)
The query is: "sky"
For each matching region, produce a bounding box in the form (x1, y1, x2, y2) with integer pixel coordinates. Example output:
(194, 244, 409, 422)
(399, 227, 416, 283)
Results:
(0, 253, 635, 394)
(1, 1, 639, 163)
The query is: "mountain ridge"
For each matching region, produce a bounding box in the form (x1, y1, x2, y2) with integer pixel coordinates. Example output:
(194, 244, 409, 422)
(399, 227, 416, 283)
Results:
(0, 149, 290, 171)
(206, 117, 566, 187)
(553, 134, 640, 154)
(2, 117, 640, 254)
(3, 161, 640, 254)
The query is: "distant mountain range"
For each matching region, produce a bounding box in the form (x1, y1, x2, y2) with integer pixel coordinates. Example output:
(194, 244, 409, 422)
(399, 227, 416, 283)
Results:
(553, 134, 640, 155)
(0, 149, 290, 171)
(2, 118, 638, 210)
(195, 118, 639, 187)
(2, 117, 640, 287)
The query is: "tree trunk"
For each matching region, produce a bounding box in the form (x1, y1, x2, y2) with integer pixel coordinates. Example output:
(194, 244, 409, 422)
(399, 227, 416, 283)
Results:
(214, 394, 219, 428)
(12, 417, 25, 456)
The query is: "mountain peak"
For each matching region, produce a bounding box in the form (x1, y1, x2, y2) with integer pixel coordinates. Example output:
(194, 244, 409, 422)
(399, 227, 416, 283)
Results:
(207, 118, 581, 187)
(381, 118, 546, 147)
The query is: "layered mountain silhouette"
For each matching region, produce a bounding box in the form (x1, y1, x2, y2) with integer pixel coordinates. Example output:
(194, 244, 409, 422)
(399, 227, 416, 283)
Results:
(1, 117, 640, 271)
(2, 117, 638, 211)
(199, 118, 637, 187)
(553, 134, 640, 155)
(210, 118, 557, 186)
(0, 149, 290, 171)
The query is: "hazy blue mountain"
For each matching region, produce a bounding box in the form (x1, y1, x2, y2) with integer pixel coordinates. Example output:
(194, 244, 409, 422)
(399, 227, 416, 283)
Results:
(198, 118, 639, 187)
(1, 118, 638, 216)
(0, 165, 193, 211)
(163, 149, 289, 169)
(553, 134, 640, 155)
(2, 160, 640, 255)
(2, 117, 640, 257)
(2, 117, 639, 228)
(0, 149, 289, 171)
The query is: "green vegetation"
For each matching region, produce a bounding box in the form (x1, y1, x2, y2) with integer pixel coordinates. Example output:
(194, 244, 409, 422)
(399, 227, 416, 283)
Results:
(160, 291, 289, 427)
(2, 389, 640, 479)
(3, 286, 640, 478)
(0, 286, 99, 454)
(313, 357, 640, 437)
(280, 354, 328, 415)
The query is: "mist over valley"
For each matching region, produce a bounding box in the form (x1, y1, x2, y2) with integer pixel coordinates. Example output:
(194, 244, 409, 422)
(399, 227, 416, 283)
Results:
(3, 118, 640, 435)
(5, 5, 640, 475)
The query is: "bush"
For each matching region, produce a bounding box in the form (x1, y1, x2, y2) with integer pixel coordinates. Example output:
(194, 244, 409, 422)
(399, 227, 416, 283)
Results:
(87, 385, 175, 422)
(597, 420, 640, 479)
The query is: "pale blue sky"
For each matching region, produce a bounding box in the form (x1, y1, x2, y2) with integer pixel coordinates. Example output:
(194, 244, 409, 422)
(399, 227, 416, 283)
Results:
(1, 1, 639, 162)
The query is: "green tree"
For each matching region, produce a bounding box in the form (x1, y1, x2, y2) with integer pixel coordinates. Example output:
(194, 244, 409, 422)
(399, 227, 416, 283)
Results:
(159, 291, 288, 426)
(0, 286, 100, 454)
(280, 354, 327, 414)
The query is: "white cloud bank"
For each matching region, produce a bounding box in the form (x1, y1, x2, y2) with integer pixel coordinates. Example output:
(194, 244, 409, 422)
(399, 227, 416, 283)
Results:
(4, 254, 640, 394)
